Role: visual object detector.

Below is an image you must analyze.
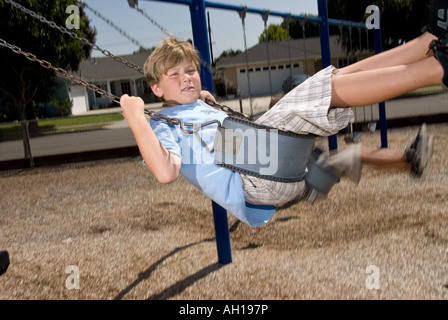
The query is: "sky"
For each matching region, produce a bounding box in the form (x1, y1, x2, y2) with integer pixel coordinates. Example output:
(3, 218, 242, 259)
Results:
(81, 0, 319, 59)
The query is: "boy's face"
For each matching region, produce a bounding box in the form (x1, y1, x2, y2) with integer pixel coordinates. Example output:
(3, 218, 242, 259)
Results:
(151, 59, 201, 107)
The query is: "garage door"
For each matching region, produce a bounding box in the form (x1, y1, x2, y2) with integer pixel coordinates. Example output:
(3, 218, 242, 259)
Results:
(70, 85, 88, 115)
(237, 64, 302, 96)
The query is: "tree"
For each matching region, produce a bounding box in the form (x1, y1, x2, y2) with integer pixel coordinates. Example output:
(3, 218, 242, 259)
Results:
(259, 24, 289, 42)
(327, 0, 427, 51)
(259, 16, 322, 43)
(0, 0, 96, 122)
(258, 1, 426, 52)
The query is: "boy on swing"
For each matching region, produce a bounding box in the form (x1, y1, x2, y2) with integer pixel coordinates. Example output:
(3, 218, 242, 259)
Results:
(120, 3, 447, 226)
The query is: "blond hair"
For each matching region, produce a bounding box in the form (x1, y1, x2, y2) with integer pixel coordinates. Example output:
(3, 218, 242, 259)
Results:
(143, 38, 201, 86)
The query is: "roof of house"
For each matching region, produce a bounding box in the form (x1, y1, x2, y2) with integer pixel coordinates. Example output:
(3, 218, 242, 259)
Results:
(74, 35, 366, 81)
(215, 35, 355, 68)
(75, 51, 149, 82)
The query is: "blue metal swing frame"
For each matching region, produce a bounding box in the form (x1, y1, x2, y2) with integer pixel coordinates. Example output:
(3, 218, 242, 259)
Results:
(143, 0, 387, 265)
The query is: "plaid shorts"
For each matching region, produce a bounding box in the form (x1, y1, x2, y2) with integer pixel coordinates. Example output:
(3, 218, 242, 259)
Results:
(240, 66, 353, 206)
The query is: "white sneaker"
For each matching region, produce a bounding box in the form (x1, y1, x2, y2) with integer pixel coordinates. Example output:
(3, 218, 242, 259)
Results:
(317, 144, 363, 184)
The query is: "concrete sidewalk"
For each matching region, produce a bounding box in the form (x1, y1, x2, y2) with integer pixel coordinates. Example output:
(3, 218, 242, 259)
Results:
(79, 92, 448, 121)
(1, 92, 447, 167)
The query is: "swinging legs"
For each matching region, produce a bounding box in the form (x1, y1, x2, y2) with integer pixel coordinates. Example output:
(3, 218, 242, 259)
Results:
(322, 32, 441, 179)
(330, 57, 443, 108)
(330, 32, 444, 108)
(360, 146, 410, 170)
(338, 32, 438, 74)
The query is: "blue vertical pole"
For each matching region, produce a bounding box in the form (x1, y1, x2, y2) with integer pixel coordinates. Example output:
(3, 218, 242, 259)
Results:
(374, 28, 388, 148)
(189, 0, 231, 265)
(317, 0, 338, 151)
(211, 201, 232, 264)
(189, 0, 214, 93)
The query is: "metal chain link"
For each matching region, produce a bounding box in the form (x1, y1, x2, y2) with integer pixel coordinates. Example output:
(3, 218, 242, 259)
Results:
(204, 99, 250, 120)
(0, 37, 249, 126)
(0, 36, 250, 152)
(4, 0, 144, 74)
(2, 0, 253, 150)
(7, 0, 217, 82)
(4, 0, 249, 119)
(75, 0, 146, 49)
(238, 7, 253, 116)
(128, 1, 218, 80)
(129, 2, 176, 39)
(0, 38, 122, 104)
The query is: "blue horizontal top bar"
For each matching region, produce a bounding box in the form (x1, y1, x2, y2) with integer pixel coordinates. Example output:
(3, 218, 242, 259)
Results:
(143, 0, 367, 28)
(328, 18, 366, 28)
(204, 0, 322, 23)
(147, 0, 192, 5)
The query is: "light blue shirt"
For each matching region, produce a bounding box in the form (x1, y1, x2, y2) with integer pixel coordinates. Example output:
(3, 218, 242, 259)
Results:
(148, 99, 277, 226)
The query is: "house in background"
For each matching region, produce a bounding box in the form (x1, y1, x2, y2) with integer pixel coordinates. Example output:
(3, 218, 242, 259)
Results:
(214, 36, 371, 97)
(63, 36, 370, 115)
(67, 51, 155, 115)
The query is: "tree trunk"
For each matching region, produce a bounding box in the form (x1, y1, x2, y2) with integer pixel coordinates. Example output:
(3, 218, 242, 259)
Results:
(18, 101, 33, 166)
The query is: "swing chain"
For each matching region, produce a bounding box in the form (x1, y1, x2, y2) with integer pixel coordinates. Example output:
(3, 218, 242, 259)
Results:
(0, 38, 122, 104)
(0, 36, 249, 135)
(129, 1, 176, 38)
(204, 99, 251, 120)
(2, 0, 253, 140)
(76, 0, 146, 49)
(4, 0, 144, 74)
(143, 108, 224, 153)
(143, 98, 250, 144)
(5, 0, 216, 94)
(238, 6, 253, 116)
